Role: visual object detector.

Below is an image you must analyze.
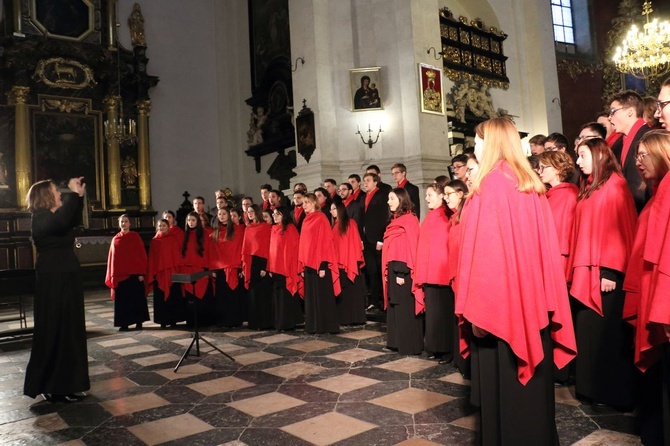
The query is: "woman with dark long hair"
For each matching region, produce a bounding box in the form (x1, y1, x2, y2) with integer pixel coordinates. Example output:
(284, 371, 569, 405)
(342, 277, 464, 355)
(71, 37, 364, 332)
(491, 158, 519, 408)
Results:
(180, 211, 215, 326)
(298, 193, 341, 334)
(444, 179, 470, 377)
(330, 200, 366, 326)
(210, 207, 246, 327)
(623, 130, 670, 445)
(147, 219, 186, 328)
(382, 187, 423, 355)
(242, 204, 273, 329)
(456, 118, 576, 444)
(267, 206, 303, 330)
(569, 137, 637, 410)
(23, 177, 89, 403)
(105, 214, 149, 331)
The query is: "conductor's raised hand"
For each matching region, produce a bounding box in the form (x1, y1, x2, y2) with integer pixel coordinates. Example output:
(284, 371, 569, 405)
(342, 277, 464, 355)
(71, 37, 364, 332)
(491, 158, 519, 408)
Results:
(68, 177, 86, 197)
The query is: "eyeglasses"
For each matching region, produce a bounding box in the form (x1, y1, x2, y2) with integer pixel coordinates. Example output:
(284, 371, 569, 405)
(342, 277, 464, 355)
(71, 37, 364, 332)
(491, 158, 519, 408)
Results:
(544, 146, 559, 152)
(657, 99, 670, 112)
(538, 165, 551, 173)
(635, 152, 649, 163)
(450, 164, 466, 171)
(445, 191, 458, 196)
(609, 106, 625, 117)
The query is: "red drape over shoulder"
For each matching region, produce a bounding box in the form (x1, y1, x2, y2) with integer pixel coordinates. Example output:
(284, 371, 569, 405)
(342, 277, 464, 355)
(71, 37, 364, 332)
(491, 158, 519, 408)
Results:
(178, 231, 212, 298)
(546, 182, 578, 280)
(456, 162, 577, 386)
(298, 211, 341, 297)
(568, 174, 637, 315)
(415, 208, 451, 287)
(624, 175, 670, 370)
(168, 225, 184, 245)
(382, 212, 424, 314)
(146, 231, 180, 299)
(331, 219, 364, 282)
(268, 224, 301, 295)
(241, 223, 271, 289)
(447, 212, 462, 288)
(105, 231, 147, 299)
(210, 224, 245, 290)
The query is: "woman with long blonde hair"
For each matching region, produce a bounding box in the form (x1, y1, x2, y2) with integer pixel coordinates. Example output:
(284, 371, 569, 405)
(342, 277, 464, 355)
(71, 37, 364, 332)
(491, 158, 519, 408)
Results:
(456, 117, 576, 444)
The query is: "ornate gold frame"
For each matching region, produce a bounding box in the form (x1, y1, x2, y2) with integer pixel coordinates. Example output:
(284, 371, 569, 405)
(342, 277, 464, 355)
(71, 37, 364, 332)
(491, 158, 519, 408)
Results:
(29, 0, 95, 42)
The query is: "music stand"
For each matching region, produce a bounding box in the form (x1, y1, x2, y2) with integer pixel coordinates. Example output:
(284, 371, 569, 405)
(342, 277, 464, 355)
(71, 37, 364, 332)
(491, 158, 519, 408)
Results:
(171, 270, 234, 372)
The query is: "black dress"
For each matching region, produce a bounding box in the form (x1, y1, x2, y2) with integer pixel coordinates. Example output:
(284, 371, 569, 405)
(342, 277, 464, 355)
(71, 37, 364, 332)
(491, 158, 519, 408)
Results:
(272, 274, 304, 330)
(304, 265, 339, 334)
(153, 282, 187, 326)
(423, 284, 453, 361)
(213, 268, 246, 327)
(247, 255, 273, 329)
(24, 194, 90, 398)
(114, 276, 150, 328)
(386, 260, 424, 355)
(336, 267, 366, 325)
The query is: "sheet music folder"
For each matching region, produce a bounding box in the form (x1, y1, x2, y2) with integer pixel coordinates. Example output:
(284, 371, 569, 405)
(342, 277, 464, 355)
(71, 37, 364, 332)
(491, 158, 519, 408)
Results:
(171, 270, 212, 283)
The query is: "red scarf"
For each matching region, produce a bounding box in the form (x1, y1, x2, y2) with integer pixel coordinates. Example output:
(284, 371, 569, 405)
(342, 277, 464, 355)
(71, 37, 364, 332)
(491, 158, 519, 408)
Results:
(146, 231, 180, 299)
(297, 212, 341, 297)
(546, 182, 578, 280)
(352, 188, 362, 201)
(268, 224, 301, 295)
(606, 132, 622, 148)
(456, 161, 576, 385)
(381, 212, 423, 314)
(105, 231, 147, 300)
(168, 225, 184, 246)
(397, 178, 408, 188)
(241, 222, 272, 289)
(621, 119, 646, 168)
(447, 212, 462, 287)
(568, 173, 637, 315)
(364, 187, 378, 211)
(332, 219, 364, 282)
(210, 224, 244, 290)
(294, 205, 304, 223)
(623, 175, 670, 370)
(415, 208, 451, 287)
(342, 195, 354, 207)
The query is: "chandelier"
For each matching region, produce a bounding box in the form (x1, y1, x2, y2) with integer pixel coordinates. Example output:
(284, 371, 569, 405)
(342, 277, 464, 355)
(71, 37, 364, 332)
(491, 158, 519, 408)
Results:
(104, 39, 137, 145)
(613, 1, 670, 79)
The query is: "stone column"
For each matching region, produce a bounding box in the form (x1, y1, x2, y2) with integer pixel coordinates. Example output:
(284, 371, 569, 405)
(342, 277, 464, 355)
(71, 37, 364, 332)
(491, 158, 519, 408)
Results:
(8, 86, 31, 207)
(105, 0, 117, 49)
(136, 100, 152, 210)
(104, 96, 123, 209)
(12, 0, 24, 36)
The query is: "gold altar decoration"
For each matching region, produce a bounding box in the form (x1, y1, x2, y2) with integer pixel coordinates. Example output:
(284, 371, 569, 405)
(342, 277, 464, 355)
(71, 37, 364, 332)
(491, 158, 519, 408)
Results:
(104, 96, 123, 210)
(33, 58, 97, 90)
(7, 86, 31, 208)
(136, 100, 152, 210)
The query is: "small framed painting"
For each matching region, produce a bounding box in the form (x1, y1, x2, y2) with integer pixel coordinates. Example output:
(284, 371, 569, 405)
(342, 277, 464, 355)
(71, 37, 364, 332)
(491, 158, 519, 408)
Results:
(350, 67, 383, 111)
(419, 63, 445, 115)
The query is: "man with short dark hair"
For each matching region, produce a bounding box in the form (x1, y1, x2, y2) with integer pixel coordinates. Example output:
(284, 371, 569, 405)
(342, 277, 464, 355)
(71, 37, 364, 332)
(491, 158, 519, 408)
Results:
(241, 196, 253, 225)
(608, 90, 652, 211)
(450, 154, 469, 181)
(362, 172, 389, 311)
(366, 164, 392, 196)
(340, 182, 362, 235)
(544, 133, 570, 154)
(293, 182, 307, 194)
(193, 196, 213, 221)
(529, 134, 546, 155)
(391, 163, 420, 215)
(292, 189, 306, 231)
(323, 179, 340, 202)
(260, 184, 272, 210)
(348, 174, 366, 205)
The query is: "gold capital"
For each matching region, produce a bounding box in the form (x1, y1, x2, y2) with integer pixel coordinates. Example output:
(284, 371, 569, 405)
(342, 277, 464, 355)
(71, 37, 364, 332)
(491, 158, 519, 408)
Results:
(7, 86, 30, 105)
(137, 100, 151, 116)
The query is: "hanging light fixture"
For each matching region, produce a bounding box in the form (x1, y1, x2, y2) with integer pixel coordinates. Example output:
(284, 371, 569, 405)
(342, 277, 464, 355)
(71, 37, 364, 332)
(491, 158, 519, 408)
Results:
(613, 1, 670, 80)
(104, 32, 137, 145)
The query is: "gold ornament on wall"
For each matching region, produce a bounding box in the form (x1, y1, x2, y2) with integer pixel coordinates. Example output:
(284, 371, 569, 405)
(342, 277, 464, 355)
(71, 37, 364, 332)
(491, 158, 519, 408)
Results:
(33, 58, 97, 90)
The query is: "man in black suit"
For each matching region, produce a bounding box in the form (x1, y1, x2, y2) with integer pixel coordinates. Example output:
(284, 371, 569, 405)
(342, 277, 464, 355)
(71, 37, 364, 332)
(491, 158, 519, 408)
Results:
(292, 189, 306, 232)
(348, 174, 366, 205)
(362, 172, 389, 311)
(391, 163, 420, 216)
(608, 90, 652, 212)
(366, 164, 392, 196)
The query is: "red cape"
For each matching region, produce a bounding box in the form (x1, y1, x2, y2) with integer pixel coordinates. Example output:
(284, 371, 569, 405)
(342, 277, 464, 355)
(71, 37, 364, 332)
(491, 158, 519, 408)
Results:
(447, 212, 462, 287)
(146, 231, 180, 299)
(241, 223, 271, 289)
(456, 162, 576, 385)
(178, 231, 212, 298)
(268, 224, 301, 295)
(624, 175, 670, 370)
(332, 219, 364, 282)
(546, 182, 578, 280)
(382, 212, 424, 314)
(415, 208, 451, 287)
(210, 224, 244, 290)
(168, 225, 184, 245)
(568, 174, 637, 315)
(297, 212, 341, 298)
(105, 231, 147, 299)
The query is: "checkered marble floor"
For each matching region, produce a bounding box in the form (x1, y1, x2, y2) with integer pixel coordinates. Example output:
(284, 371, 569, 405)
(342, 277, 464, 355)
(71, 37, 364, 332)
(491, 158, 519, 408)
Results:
(0, 289, 642, 445)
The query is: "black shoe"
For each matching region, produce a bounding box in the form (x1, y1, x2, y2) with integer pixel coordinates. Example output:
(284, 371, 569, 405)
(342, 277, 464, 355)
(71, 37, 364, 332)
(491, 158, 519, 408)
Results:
(135, 323, 143, 330)
(119, 326, 129, 332)
(382, 346, 397, 353)
(428, 355, 438, 360)
(366, 304, 377, 312)
(63, 393, 86, 403)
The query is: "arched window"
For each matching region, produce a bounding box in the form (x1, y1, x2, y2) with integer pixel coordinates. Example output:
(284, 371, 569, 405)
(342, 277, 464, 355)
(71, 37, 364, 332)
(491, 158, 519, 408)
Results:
(551, 0, 576, 54)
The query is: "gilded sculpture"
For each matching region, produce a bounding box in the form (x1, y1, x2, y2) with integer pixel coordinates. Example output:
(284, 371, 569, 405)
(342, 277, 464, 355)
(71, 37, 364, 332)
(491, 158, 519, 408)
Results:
(128, 3, 146, 47)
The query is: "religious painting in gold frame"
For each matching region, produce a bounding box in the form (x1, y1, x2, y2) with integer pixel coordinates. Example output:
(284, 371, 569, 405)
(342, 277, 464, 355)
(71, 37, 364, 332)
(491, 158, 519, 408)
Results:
(350, 67, 383, 111)
(418, 63, 445, 115)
